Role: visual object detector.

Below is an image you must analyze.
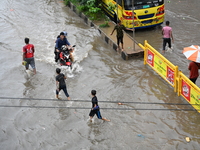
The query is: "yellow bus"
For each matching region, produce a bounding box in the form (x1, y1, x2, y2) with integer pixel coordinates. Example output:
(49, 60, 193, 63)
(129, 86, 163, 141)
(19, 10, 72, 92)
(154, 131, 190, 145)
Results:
(101, 0, 165, 29)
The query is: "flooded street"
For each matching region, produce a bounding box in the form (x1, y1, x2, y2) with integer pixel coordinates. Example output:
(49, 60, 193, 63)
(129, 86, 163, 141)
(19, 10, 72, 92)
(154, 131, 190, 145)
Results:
(134, 0, 200, 80)
(0, 0, 199, 149)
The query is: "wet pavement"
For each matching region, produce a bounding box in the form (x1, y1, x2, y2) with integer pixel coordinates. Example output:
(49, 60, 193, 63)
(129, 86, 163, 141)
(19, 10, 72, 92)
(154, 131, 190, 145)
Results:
(0, 0, 199, 149)
(94, 20, 143, 55)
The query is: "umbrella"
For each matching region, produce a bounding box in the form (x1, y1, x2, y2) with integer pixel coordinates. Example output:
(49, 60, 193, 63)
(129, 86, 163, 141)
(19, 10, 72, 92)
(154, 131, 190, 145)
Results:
(183, 45, 200, 63)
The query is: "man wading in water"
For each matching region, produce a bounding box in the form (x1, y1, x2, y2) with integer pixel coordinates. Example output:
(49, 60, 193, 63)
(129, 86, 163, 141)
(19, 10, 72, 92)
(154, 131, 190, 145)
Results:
(55, 68, 70, 100)
(22, 37, 36, 74)
(162, 21, 174, 53)
(89, 90, 110, 122)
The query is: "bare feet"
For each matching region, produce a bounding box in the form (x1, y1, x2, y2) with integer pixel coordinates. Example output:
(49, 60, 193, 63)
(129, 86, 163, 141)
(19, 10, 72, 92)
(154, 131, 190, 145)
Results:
(56, 95, 61, 99)
(102, 118, 110, 122)
(116, 46, 120, 51)
(33, 68, 36, 75)
(67, 97, 70, 100)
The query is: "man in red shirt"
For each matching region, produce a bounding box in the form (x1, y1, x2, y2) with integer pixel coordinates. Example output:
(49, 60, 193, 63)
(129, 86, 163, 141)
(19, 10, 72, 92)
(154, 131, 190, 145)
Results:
(188, 61, 200, 84)
(22, 38, 36, 74)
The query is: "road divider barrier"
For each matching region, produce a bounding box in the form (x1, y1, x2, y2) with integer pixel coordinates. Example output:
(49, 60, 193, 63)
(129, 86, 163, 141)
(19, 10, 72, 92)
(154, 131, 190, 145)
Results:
(178, 72, 200, 112)
(143, 40, 200, 113)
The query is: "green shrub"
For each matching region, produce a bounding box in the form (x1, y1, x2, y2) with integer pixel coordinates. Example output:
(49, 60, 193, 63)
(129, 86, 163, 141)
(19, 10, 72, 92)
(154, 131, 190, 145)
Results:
(77, 5, 88, 12)
(64, 0, 69, 5)
(99, 21, 110, 28)
(65, 0, 107, 21)
(108, 2, 117, 11)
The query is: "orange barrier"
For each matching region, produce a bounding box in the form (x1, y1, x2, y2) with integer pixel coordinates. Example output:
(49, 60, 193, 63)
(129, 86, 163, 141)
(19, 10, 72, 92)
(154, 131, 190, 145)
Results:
(142, 40, 200, 113)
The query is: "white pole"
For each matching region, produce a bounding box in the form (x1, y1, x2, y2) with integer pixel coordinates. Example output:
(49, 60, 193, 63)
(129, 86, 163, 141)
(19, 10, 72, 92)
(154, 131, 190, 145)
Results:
(132, 0, 135, 51)
(117, 3, 118, 22)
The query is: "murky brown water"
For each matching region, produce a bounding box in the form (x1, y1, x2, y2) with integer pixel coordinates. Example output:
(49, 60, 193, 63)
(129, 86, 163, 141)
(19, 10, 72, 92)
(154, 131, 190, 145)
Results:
(0, 0, 199, 149)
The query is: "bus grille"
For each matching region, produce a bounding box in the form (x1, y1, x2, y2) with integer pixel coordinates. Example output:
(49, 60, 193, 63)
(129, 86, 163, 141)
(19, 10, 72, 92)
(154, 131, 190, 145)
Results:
(141, 20, 153, 24)
(138, 14, 154, 19)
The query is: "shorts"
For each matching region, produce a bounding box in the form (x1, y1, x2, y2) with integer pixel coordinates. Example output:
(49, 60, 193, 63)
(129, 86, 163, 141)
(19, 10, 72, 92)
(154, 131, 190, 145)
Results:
(25, 57, 36, 69)
(89, 109, 102, 119)
(117, 36, 123, 46)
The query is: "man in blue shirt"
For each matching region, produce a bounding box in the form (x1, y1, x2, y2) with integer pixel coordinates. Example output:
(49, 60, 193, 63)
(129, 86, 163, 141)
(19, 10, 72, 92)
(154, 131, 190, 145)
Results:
(55, 32, 71, 62)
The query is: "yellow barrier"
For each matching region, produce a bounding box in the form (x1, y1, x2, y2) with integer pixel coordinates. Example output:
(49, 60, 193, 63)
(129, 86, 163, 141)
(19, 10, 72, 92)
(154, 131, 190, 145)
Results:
(138, 43, 145, 51)
(178, 72, 200, 113)
(143, 40, 178, 92)
(142, 40, 200, 113)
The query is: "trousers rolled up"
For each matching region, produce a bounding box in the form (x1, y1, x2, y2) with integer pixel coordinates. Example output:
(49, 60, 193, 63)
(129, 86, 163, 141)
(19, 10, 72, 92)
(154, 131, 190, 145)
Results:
(56, 85, 69, 97)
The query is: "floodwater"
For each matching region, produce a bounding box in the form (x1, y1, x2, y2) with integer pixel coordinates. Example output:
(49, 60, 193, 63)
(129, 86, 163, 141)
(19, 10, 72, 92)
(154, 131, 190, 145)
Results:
(0, 0, 199, 149)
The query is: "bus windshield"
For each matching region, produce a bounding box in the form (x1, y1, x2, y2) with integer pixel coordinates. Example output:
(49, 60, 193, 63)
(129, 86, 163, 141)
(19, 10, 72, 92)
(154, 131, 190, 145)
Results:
(124, 0, 164, 10)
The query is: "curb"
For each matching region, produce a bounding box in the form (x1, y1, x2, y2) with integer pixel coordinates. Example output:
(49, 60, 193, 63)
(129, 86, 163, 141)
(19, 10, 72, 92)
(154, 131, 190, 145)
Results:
(67, 2, 138, 60)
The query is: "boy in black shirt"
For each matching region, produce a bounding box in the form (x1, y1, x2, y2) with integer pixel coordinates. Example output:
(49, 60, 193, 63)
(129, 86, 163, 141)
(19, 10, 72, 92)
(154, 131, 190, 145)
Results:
(89, 90, 110, 122)
(55, 68, 70, 100)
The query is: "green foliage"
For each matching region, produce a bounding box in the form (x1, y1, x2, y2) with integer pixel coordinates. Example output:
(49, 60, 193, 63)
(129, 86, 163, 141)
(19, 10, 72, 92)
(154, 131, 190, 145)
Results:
(89, 6, 101, 13)
(64, 0, 70, 5)
(85, 0, 101, 20)
(78, 0, 88, 4)
(99, 21, 110, 28)
(86, 0, 96, 7)
(108, 2, 117, 11)
(65, 0, 107, 21)
(77, 5, 88, 12)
